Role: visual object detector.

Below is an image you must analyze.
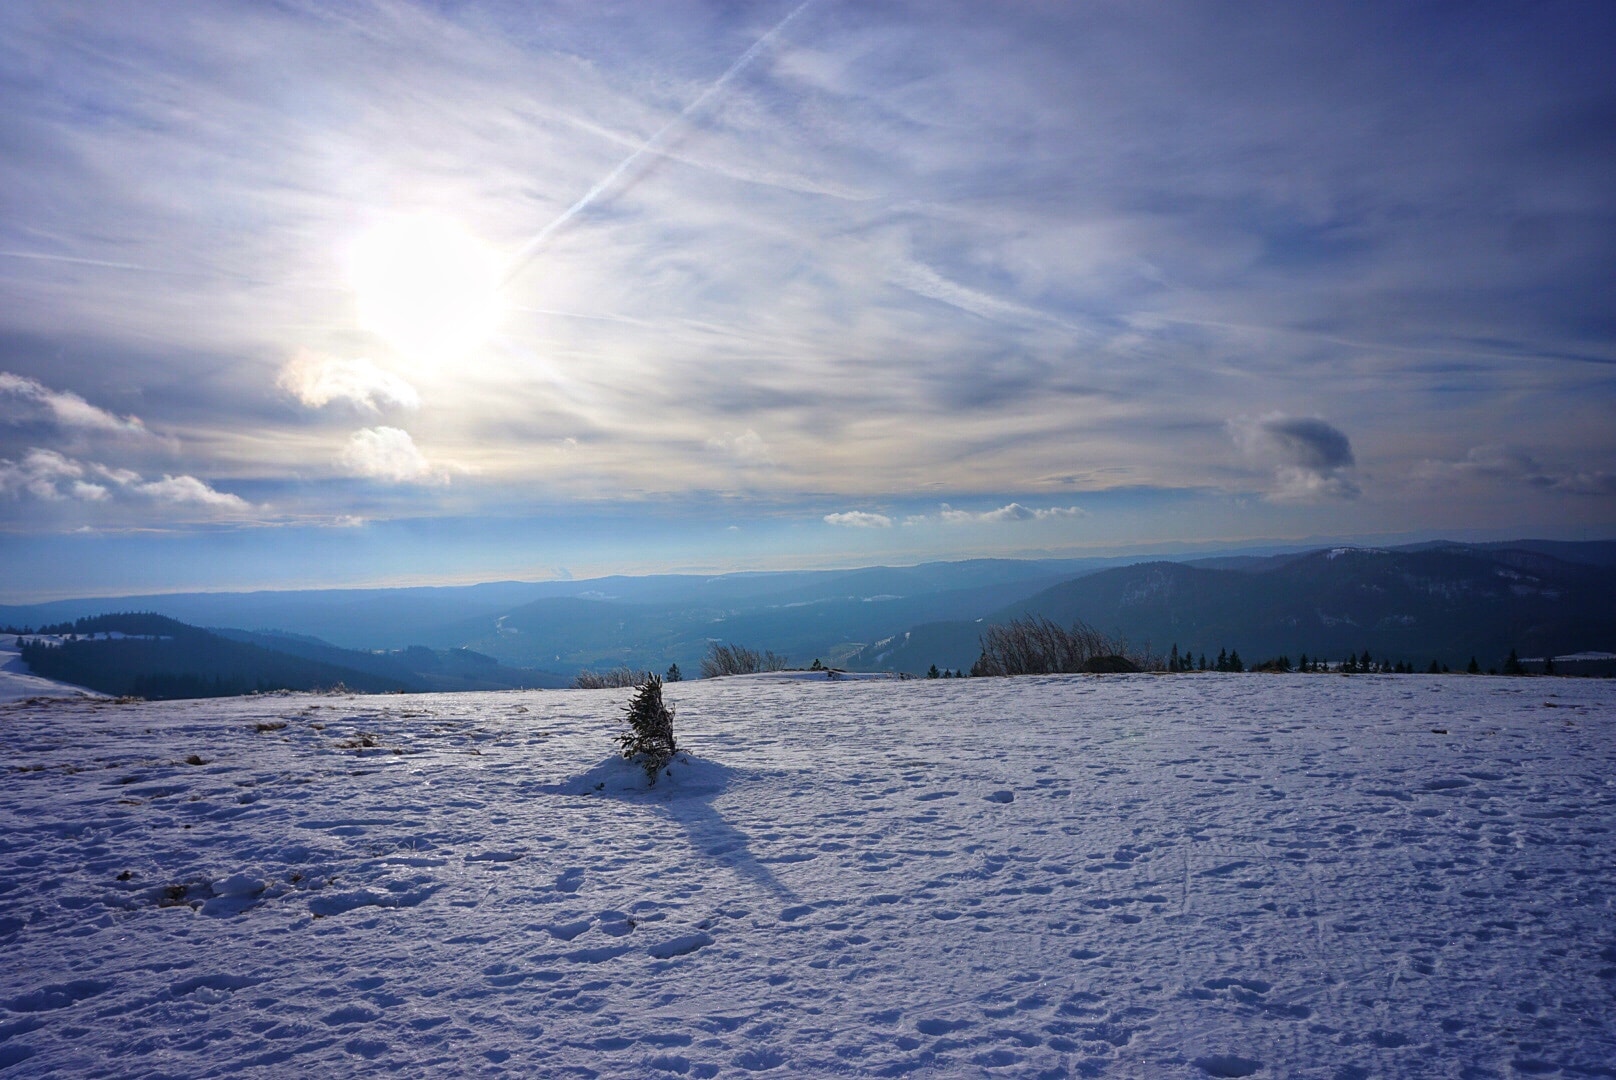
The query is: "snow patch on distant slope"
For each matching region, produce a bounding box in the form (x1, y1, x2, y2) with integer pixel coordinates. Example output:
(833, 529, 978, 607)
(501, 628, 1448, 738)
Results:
(1326, 546, 1388, 559)
(0, 634, 105, 702)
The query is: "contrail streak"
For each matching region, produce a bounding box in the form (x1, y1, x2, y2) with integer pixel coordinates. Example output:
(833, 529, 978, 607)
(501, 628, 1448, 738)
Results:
(500, 0, 815, 289)
(0, 249, 291, 288)
(0, 250, 159, 274)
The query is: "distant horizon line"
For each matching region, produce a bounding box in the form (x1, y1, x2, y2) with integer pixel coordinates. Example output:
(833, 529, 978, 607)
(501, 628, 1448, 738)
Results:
(4, 533, 1609, 608)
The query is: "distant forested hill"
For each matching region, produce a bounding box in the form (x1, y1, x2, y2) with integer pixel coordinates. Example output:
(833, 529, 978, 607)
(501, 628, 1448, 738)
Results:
(6, 541, 1612, 684)
(14, 614, 562, 699)
(207, 628, 567, 691)
(0, 559, 1109, 653)
(851, 544, 1616, 674)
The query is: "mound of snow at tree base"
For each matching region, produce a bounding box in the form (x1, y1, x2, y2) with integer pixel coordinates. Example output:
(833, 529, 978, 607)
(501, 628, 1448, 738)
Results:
(0, 633, 105, 703)
(3, 674, 1614, 1077)
(554, 752, 731, 799)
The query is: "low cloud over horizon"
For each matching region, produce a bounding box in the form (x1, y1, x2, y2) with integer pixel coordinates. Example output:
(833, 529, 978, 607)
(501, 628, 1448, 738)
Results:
(1, 1, 1611, 594)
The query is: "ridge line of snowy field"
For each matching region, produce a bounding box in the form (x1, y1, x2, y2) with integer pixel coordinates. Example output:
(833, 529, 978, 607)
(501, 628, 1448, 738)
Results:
(2, 674, 1613, 1077)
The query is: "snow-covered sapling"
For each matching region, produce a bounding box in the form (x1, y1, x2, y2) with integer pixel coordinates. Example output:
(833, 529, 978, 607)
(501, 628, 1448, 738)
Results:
(617, 674, 678, 783)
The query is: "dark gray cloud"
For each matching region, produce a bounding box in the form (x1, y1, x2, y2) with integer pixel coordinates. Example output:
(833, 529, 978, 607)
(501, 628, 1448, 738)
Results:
(1256, 417, 1355, 472)
(1232, 414, 1359, 501)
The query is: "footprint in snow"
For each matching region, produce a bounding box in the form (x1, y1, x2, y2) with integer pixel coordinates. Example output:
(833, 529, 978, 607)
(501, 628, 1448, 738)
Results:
(6, 979, 112, 1012)
(555, 867, 585, 893)
(597, 910, 636, 937)
(321, 1003, 381, 1026)
(974, 1048, 1023, 1067)
(564, 943, 634, 964)
(732, 1046, 786, 1071)
(1194, 1054, 1264, 1077)
(171, 973, 257, 999)
(546, 918, 592, 942)
(345, 1038, 388, 1060)
(1197, 977, 1272, 1006)
(465, 850, 525, 863)
(648, 931, 714, 959)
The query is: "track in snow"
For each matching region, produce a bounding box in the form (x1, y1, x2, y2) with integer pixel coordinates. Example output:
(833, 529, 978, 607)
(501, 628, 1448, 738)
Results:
(2, 673, 1613, 1077)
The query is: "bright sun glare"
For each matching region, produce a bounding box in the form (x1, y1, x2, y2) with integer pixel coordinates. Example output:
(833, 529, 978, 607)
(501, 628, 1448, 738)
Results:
(348, 216, 504, 362)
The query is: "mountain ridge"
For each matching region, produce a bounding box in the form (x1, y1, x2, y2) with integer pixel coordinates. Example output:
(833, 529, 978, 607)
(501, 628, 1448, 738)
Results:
(11, 614, 566, 699)
(852, 543, 1616, 673)
(5, 540, 1611, 683)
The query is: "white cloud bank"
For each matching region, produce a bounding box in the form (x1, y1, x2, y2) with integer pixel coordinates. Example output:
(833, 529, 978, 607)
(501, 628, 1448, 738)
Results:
(278, 352, 419, 414)
(827, 503, 1087, 530)
(0, 372, 147, 434)
(824, 511, 893, 528)
(0, 448, 247, 509)
(705, 429, 773, 466)
(341, 426, 446, 484)
(935, 503, 1086, 524)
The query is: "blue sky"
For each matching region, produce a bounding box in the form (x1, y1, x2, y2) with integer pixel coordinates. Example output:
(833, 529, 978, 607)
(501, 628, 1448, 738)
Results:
(2, 1, 1613, 600)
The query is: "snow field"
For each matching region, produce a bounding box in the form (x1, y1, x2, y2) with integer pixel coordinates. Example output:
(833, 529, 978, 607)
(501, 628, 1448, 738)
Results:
(2, 674, 1614, 1077)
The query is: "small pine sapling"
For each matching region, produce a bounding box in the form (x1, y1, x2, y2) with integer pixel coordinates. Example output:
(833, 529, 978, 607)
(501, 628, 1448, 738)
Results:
(617, 674, 678, 784)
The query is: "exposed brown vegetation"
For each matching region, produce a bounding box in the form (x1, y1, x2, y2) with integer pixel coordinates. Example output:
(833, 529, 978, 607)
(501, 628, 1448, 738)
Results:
(971, 615, 1145, 676)
(574, 667, 646, 690)
(699, 643, 788, 678)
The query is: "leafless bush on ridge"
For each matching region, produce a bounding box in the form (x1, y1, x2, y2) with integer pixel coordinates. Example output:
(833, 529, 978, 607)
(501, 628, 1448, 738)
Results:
(971, 615, 1146, 676)
(699, 642, 789, 678)
(573, 667, 646, 690)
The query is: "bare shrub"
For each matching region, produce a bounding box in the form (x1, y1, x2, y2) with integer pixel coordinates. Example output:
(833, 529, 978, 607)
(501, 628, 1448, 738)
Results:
(574, 667, 646, 690)
(970, 615, 1141, 676)
(700, 643, 754, 678)
(699, 643, 789, 678)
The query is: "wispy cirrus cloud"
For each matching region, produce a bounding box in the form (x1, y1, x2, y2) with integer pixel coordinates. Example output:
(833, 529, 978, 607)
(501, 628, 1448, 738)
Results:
(0, 1, 1611, 587)
(1415, 445, 1616, 497)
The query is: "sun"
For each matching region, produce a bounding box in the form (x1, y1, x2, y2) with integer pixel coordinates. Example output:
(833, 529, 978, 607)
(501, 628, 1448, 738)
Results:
(347, 215, 504, 363)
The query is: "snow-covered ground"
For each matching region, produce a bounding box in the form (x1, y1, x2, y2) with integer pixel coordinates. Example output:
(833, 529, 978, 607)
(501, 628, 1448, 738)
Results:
(0, 634, 104, 704)
(2, 673, 1613, 1077)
